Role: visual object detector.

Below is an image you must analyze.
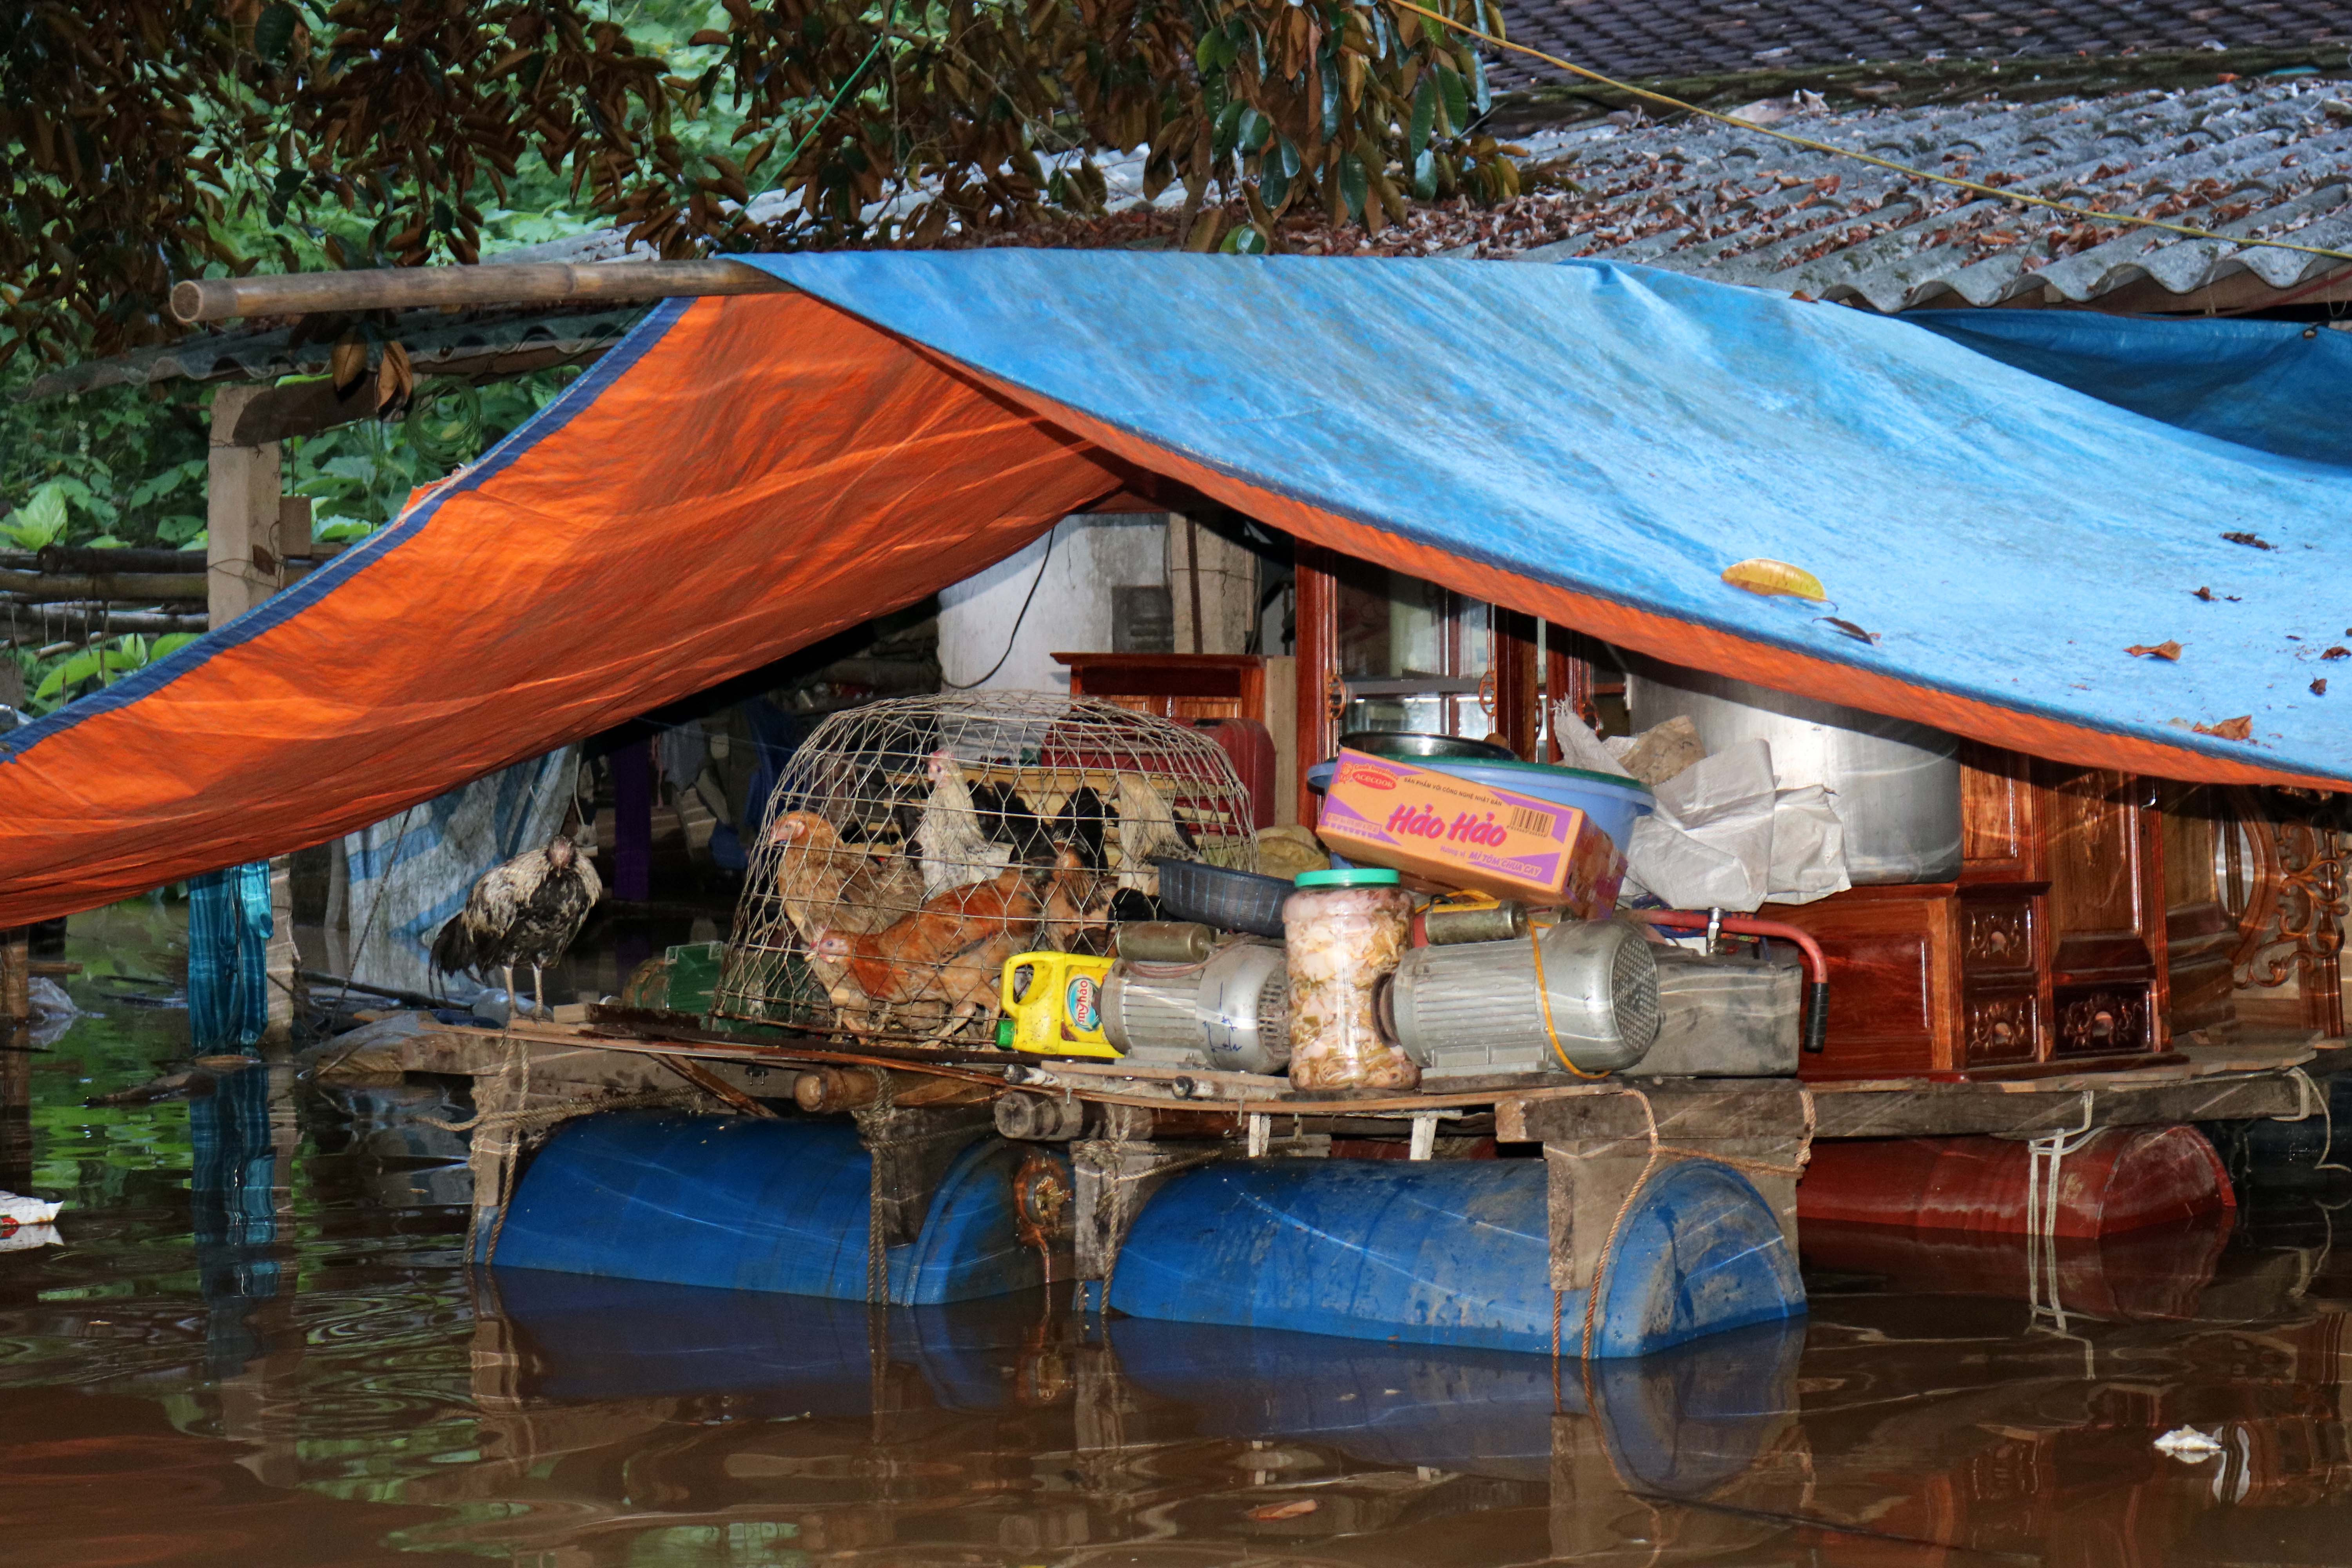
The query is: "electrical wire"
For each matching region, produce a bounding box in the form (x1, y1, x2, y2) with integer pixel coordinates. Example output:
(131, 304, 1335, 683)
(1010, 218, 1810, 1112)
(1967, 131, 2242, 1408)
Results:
(942, 526, 1057, 690)
(1386, 0, 2352, 268)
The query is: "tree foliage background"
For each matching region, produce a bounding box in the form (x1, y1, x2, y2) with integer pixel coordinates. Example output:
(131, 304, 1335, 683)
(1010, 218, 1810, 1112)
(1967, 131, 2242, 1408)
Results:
(2, 0, 1510, 369)
(3, 0, 1506, 707)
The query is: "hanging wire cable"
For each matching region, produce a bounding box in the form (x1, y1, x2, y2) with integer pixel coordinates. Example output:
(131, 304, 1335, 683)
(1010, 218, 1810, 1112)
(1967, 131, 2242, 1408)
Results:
(1386, 0, 2352, 267)
(942, 527, 1057, 690)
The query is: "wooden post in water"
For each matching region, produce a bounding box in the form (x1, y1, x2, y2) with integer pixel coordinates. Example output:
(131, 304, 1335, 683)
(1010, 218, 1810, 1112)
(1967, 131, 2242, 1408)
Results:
(208, 387, 302, 1044)
(0, 927, 29, 1025)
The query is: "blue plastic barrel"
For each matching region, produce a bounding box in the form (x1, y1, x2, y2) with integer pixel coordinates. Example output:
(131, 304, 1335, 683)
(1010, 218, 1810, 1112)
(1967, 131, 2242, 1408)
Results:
(1112, 1315, 1804, 1484)
(1109, 1155, 1803, 1357)
(492, 1111, 1054, 1306)
(491, 1268, 1039, 1412)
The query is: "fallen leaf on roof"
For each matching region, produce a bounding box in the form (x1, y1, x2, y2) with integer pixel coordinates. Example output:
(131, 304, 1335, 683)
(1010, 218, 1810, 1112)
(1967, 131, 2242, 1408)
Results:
(2314, 679, 2329, 696)
(1249, 1499, 1319, 1521)
(2324, 647, 2349, 660)
(2192, 586, 2215, 601)
(2222, 532, 2276, 550)
(1722, 558, 1826, 600)
(2194, 716, 2255, 740)
(2126, 641, 2182, 661)
(1819, 616, 1880, 644)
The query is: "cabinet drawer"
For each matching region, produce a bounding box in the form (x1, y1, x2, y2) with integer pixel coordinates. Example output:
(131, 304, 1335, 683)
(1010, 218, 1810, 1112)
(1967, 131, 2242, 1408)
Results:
(2052, 983, 2153, 1056)
(1960, 898, 2036, 975)
(1961, 982, 2039, 1067)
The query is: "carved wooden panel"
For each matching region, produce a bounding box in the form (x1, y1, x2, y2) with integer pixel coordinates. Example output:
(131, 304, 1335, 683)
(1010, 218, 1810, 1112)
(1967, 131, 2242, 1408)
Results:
(1961, 900, 2035, 974)
(1962, 986, 2039, 1066)
(2052, 983, 2152, 1056)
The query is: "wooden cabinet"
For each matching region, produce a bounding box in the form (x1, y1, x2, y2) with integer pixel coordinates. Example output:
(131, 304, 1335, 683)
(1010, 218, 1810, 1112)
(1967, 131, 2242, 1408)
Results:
(1054, 652, 1299, 827)
(1767, 748, 2180, 1080)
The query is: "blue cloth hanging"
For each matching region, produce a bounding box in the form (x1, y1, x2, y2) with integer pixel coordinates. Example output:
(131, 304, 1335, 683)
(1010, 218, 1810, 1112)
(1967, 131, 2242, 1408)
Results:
(187, 861, 272, 1051)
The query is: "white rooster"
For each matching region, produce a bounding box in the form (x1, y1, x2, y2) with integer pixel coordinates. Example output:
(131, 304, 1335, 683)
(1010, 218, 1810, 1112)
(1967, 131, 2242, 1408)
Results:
(913, 748, 1013, 898)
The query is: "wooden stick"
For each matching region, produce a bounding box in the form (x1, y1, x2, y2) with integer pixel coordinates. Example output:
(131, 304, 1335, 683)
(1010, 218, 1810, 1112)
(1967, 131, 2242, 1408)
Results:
(171, 259, 793, 324)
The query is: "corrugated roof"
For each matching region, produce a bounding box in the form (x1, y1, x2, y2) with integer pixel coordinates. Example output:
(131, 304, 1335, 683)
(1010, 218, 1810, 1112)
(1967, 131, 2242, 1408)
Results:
(1495, 79, 2352, 309)
(1490, 0, 2352, 87)
(19, 302, 645, 401)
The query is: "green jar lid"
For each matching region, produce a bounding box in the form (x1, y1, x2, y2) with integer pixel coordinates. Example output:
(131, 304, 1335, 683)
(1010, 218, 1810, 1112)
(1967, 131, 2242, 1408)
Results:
(1294, 867, 1401, 888)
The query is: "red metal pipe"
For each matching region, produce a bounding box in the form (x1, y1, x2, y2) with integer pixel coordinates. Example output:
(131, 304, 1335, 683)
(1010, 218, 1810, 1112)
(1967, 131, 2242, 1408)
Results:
(1633, 908, 1830, 1054)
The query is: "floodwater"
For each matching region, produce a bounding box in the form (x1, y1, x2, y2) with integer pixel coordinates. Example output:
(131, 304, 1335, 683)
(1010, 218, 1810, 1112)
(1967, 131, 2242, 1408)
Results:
(4, 903, 2350, 1567)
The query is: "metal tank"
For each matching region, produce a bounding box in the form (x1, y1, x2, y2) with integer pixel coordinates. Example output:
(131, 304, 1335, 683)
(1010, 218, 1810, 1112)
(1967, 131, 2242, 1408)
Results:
(1624, 655, 1962, 884)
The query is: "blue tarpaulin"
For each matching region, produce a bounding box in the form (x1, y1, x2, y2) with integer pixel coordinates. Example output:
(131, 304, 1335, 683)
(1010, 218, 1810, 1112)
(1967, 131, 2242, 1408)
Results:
(4, 252, 2348, 920)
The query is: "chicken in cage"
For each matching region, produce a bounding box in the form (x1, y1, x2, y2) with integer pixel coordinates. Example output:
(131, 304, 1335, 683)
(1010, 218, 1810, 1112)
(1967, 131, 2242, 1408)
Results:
(717, 692, 1258, 1045)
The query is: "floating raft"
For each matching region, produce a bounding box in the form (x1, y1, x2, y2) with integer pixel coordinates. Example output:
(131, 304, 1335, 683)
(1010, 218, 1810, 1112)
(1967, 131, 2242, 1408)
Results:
(391, 1017, 2333, 1359)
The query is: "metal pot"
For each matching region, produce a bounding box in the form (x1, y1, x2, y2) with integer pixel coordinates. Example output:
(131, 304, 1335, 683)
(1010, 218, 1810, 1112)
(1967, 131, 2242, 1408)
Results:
(1336, 730, 1517, 762)
(1624, 656, 1962, 884)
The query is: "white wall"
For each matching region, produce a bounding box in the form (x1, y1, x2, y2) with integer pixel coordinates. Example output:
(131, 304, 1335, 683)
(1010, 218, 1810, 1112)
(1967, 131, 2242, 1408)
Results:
(937, 514, 1168, 692)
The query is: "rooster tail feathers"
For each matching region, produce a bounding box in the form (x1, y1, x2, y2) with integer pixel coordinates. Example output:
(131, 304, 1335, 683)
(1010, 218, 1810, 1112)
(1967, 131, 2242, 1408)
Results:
(429, 915, 475, 979)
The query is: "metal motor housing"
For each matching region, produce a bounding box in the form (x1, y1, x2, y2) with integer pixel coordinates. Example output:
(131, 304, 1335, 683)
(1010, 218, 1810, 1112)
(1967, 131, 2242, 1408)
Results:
(1388, 919, 1660, 1078)
(1103, 940, 1291, 1076)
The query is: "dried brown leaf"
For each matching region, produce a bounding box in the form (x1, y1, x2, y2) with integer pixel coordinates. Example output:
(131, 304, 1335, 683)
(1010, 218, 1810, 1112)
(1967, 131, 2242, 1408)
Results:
(2194, 715, 2255, 740)
(1249, 1499, 1319, 1521)
(2313, 679, 2329, 696)
(2125, 641, 2182, 661)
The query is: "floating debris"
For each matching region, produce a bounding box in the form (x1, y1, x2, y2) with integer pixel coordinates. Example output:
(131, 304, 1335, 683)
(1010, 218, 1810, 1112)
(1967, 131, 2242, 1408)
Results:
(2154, 1426, 2225, 1461)
(2126, 641, 2182, 661)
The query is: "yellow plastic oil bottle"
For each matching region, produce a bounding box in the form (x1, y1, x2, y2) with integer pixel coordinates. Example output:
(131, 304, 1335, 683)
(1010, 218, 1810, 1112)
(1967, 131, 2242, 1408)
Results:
(999, 951, 1118, 1058)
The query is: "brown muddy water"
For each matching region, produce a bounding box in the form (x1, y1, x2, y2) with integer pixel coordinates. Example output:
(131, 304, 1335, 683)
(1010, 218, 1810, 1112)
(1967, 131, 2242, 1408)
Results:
(4, 901, 2349, 1567)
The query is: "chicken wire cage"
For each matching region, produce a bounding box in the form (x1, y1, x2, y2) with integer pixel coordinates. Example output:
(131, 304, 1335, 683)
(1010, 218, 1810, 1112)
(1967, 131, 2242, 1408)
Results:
(716, 691, 1260, 1046)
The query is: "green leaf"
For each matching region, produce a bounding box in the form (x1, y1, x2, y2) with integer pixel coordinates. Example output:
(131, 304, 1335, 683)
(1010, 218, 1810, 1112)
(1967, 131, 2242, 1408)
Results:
(1237, 107, 1270, 155)
(1409, 78, 1436, 158)
(1212, 99, 1247, 162)
(1469, 51, 1492, 115)
(1339, 152, 1368, 221)
(254, 2, 298, 63)
(1438, 63, 1470, 137)
(1261, 164, 1291, 211)
(1413, 145, 1437, 200)
(1220, 224, 1267, 255)
(1, 482, 71, 550)
(151, 634, 200, 661)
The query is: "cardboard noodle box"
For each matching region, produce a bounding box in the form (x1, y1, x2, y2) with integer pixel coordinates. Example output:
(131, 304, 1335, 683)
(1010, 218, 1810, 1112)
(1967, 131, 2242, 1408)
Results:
(1316, 749, 1628, 915)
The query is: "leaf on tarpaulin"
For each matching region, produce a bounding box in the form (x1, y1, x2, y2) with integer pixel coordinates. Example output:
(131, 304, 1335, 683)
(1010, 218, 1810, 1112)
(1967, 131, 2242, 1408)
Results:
(2323, 647, 2350, 660)
(1721, 557, 1826, 601)
(2313, 679, 2329, 696)
(2222, 531, 2276, 551)
(1819, 617, 1880, 644)
(2126, 641, 2182, 661)
(2194, 716, 2255, 740)
(2192, 586, 2214, 601)
(1248, 1499, 1318, 1521)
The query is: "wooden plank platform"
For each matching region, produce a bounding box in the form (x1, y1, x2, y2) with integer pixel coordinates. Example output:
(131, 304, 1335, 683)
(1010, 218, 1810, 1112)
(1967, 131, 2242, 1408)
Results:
(421, 1018, 2329, 1142)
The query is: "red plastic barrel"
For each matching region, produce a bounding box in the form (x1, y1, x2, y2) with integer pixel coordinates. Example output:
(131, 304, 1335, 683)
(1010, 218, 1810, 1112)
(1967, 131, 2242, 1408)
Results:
(1798, 1125, 2234, 1238)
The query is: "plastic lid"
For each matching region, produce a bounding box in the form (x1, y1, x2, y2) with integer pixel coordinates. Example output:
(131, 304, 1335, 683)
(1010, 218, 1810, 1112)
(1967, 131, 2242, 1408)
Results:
(1293, 867, 1401, 888)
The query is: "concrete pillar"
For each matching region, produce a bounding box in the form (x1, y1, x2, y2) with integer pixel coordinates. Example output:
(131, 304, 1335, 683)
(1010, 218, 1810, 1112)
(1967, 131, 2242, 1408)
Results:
(1167, 514, 1259, 655)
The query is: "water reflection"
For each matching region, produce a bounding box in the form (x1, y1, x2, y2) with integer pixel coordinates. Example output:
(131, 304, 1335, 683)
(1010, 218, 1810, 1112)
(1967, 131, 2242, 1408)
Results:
(1, 903, 2350, 1566)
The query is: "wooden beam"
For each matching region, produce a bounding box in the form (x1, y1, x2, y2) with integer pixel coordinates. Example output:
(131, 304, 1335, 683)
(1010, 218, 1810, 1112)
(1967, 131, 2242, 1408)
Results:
(0, 569, 209, 603)
(172, 259, 792, 323)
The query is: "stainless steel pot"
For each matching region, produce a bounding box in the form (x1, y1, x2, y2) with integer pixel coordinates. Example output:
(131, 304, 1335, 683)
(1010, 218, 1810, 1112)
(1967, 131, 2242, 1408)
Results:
(1624, 656, 1962, 884)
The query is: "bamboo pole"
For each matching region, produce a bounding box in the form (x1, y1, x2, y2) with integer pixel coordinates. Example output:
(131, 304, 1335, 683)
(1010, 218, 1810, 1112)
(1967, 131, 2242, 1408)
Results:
(171, 259, 793, 323)
(0, 570, 211, 603)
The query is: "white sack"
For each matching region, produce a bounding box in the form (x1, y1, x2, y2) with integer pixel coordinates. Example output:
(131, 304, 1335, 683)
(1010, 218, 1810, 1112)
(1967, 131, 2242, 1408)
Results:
(1767, 782, 1852, 906)
(1624, 739, 1779, 911)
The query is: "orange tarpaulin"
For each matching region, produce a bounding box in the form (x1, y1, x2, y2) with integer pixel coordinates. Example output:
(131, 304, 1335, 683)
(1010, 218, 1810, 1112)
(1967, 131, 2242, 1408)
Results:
(5, 252, 2347, 924)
